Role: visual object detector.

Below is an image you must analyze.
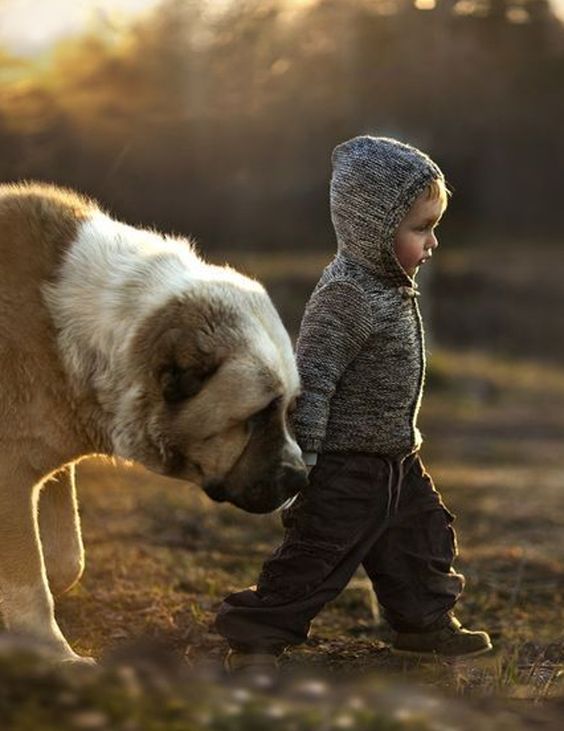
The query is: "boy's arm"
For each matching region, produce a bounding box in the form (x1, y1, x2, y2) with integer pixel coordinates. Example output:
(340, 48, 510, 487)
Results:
(292, 280, 372, 453)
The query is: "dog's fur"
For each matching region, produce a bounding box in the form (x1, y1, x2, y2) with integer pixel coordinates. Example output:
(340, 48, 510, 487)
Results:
(0, 182, 306, 662)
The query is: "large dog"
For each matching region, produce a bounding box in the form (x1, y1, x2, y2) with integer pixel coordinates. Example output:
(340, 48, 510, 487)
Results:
(0, 182, 306, 663)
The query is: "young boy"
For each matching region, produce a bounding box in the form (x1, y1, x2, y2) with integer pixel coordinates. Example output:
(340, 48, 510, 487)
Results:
(215, 136, 492, 674)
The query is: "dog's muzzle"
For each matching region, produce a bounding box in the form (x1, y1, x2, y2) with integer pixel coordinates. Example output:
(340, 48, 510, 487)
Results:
(203, 463, 308, 514)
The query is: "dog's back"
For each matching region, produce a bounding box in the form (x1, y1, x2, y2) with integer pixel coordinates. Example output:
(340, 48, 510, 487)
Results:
(0, 184, 96, 459)
(0, 182, 94, 285)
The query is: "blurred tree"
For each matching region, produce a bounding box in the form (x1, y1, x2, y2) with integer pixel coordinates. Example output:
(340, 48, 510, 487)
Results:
(0, 0, 563, 248)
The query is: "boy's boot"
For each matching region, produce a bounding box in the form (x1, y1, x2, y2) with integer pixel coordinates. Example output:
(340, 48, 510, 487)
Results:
(224, 649, 279, 687)
(391, 614, 492, 658)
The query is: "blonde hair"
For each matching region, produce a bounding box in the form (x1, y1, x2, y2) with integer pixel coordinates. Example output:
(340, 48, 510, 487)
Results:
(423, 177, 450, 211)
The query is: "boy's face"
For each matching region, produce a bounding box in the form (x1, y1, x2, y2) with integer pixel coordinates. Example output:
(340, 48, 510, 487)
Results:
(393, 191, 445, 277)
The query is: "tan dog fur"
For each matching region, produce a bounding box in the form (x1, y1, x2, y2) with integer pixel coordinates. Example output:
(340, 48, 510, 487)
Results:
(0, 183, 305, 663)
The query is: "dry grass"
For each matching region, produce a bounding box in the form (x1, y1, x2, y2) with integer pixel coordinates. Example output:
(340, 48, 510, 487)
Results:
(40, 345, 561, 716)
(1, 246, 563, 728)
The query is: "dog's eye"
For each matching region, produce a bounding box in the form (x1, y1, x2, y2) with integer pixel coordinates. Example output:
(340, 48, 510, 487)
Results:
(248, 396, 281, 428)
(161, 363, 218, 404)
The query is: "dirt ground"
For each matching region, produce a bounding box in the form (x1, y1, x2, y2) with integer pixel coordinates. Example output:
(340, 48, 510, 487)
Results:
(2, 245, 563, 728)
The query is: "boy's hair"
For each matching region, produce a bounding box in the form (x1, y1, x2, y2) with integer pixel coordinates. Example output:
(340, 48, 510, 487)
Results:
(424, 177, 450, 211)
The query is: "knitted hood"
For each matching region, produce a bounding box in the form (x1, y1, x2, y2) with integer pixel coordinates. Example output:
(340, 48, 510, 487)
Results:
(330, 136, 444, 286)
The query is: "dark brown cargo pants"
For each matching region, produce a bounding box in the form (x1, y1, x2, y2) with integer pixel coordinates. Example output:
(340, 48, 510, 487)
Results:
(215, 452, 465, 654)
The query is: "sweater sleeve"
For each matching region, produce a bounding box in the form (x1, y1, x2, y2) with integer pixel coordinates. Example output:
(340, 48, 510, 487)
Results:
(291, 280, 372, 452)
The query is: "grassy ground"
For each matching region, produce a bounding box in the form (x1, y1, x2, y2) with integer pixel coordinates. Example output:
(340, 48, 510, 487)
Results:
(60, 350, 563, 682)
(1, 246, 563, 728)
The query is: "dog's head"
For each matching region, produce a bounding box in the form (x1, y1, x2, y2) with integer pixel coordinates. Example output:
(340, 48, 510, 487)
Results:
(118, 269, 307, 513)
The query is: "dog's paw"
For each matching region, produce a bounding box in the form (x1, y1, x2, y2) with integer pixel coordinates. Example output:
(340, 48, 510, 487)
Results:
(0, 631, 96, 667)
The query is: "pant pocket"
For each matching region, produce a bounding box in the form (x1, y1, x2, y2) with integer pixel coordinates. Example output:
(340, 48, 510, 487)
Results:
(439, 505, 459, 560)
(397, 506, 459, 575)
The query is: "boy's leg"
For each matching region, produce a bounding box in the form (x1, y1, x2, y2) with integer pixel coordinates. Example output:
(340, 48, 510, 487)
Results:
(361, 456, 465, 632)
(362, 457, 491, 656)
(215, 453, 392, 655)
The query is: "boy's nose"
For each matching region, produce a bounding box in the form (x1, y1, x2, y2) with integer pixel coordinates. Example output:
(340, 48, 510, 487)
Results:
(427, 233, 439, 250)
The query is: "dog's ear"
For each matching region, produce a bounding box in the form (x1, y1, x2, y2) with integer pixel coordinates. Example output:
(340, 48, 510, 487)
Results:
(154, 323, 223, 404)
(130, 297, 233, 402)
(160, 360, 218, 404)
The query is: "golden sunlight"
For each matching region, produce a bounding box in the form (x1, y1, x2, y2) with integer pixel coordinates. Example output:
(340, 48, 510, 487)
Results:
(1, 0, 563, 58)
(0, 0, 321, 56)
(414, 0, 437, 10)
(0, 0, 159, 55)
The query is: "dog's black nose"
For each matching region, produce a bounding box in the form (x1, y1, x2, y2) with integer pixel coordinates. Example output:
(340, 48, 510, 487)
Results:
(203, 479, 228, 503)
(277, 465, 308, 500)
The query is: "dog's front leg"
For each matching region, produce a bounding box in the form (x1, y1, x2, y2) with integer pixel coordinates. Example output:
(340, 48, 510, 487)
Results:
(39, 463, 85, 597)
(0, 465, 88, 663)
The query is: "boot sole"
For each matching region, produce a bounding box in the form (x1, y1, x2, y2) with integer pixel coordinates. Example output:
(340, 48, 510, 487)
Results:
(391, 643, 493, 659)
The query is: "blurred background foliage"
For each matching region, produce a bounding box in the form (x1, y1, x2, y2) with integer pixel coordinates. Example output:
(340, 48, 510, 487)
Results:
(0, 0, 563, 251)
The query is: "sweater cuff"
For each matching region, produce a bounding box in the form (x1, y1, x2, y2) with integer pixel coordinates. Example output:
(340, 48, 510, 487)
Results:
(298, 436, 323, 453)
(301, 451, 318, 467)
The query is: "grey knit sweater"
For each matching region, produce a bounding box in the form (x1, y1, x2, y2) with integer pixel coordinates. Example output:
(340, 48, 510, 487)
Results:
(292, 136, 445, 459)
